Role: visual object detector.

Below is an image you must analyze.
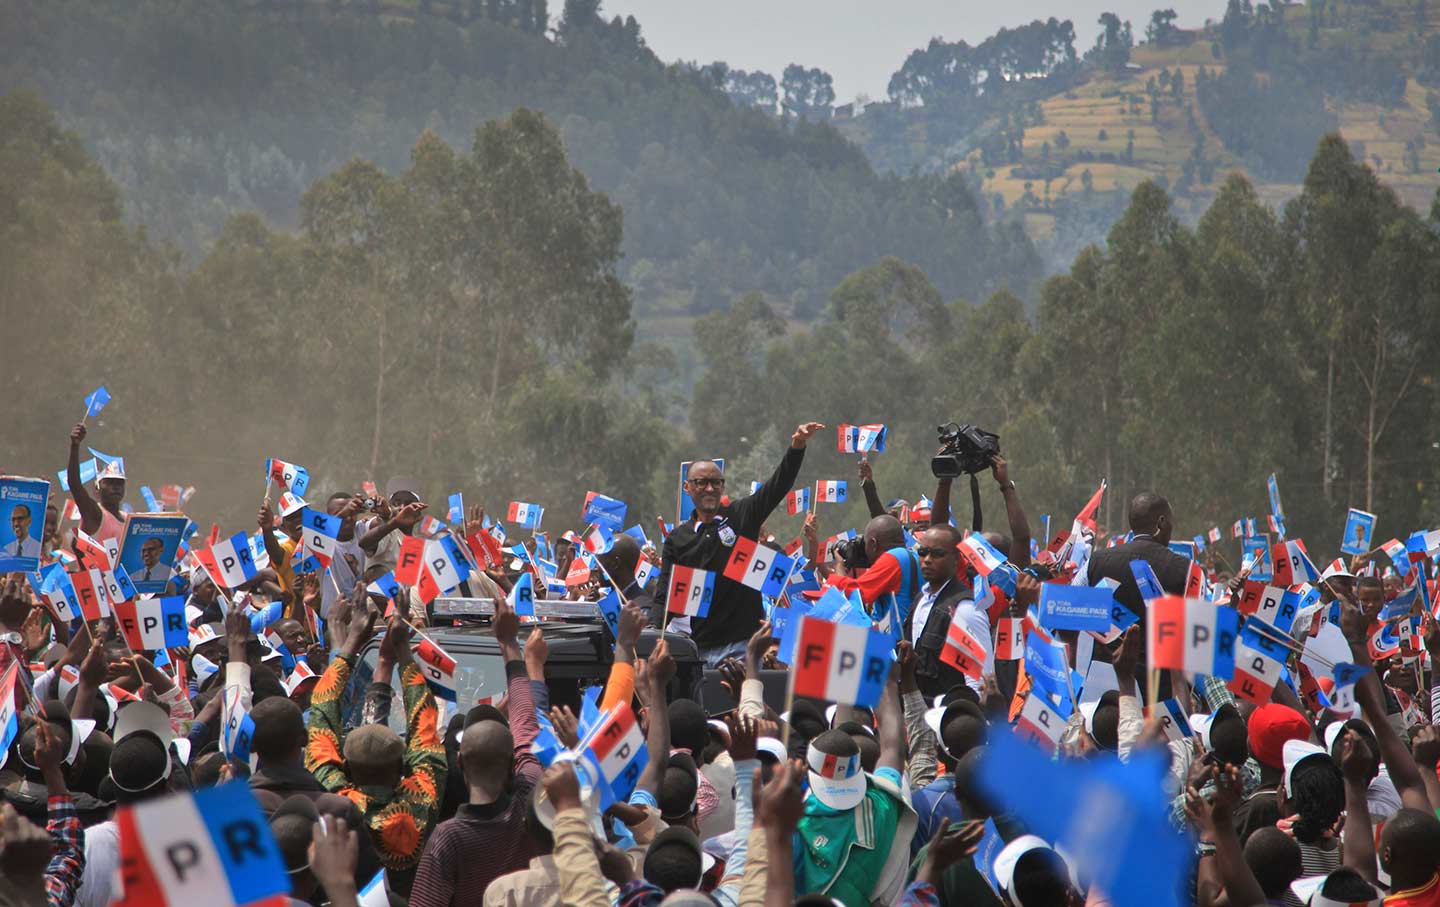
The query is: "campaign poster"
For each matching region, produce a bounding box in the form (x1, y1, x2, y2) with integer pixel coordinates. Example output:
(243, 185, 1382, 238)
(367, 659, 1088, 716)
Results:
(1341, 508, 1376, 557)
(0, 477, 50, 573)
(117, 513, 188, 594)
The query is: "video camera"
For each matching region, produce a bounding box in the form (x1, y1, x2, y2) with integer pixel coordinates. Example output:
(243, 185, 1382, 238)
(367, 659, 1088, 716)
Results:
(930, 422, 1001, 479)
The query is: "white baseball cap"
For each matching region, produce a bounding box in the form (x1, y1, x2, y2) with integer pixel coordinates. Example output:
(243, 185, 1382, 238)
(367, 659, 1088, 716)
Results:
(1282, 738, 1330, 797)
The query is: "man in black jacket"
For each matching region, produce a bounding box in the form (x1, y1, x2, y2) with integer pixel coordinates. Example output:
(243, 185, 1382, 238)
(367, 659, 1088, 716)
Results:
(656, 421, 824, 666)
(1086, 491, 1190, 617)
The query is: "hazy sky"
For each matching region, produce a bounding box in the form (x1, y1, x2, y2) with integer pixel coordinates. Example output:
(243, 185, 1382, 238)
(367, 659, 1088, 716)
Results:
(603, 0, 1219, 101)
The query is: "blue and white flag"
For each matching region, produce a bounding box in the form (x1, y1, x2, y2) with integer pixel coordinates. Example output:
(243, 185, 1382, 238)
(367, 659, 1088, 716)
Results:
(447, 493, 465, 524)
(509, 572, 535, 616)
(249, 599, 283, 634)
(83, 385, 112, 418)
(582, 493, 628, 531)
(220, 686, 255, 763)
(575, 703, 648, 809)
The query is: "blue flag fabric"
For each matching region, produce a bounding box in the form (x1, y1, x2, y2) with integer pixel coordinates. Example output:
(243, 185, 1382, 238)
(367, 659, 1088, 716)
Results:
(772, 599, 813, 665)
(84, 385, 111, 418)
(583, 494, 628, 531)
(596, 585, 622, 638)
(1024, 631, 1074, 714)
(1129, 560, 1165, 602)
(978, 729, 1191, 907)
(250, 600, 283, 633)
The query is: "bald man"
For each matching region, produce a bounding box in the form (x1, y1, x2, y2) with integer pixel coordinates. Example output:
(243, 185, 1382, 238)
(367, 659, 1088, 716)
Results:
(656, 421, 823, 666)
(597, 532, 656, 621)
(824, 514, 927, 638)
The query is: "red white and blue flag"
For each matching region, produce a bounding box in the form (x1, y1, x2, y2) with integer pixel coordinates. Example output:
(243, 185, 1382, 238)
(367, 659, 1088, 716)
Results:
(940, 620, 987, 679)
(266, 457, 310, 497)
(1013, 691, 1066, 754)
(993, 617, 1024, 660)
(837, 423, 887, 453)
(722, 538, 795, 597)
(75, 529, 113, 571)
(1207, 527, 1222, 543)
(69, 569, 109, 621)
(791, 616, 894, 709)
(1271, 539, 1320, 586)
(418, 514, 447, 538)
(195, 531, 259, 591)
(299, 508, 341, 567)
(576, 703, 648, 808)
(114, 596, 189, 651)
(112, 782, 291, 907)
(581, 523, 614, 555)
(507, 501, 544, 529)
(666, 566, 715, 617)
(413, 635, 458, 701)
(1147, 596, 1239, 680)
(815, 480, 847, 504)
(785, 488, 810, 515)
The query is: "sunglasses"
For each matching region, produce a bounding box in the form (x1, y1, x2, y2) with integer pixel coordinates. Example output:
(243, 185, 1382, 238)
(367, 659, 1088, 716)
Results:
(915, 546, 953, 558)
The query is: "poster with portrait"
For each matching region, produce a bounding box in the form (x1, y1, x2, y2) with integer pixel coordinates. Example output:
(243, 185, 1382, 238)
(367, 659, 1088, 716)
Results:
(117, 513, 188, 594)
(1340, 508, 1376, 557)
(0, 476, 51, 573)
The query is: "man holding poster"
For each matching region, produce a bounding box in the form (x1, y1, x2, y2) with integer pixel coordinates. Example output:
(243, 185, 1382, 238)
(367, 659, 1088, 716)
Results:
(0, 477, 50, 572)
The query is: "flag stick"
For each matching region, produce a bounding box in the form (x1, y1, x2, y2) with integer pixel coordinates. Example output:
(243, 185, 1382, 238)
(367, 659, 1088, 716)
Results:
(1146, 667, 1159, 709)
(660, 601, 671, 637)
(780, 676, 796, 750)
(263, 477, 271, 507)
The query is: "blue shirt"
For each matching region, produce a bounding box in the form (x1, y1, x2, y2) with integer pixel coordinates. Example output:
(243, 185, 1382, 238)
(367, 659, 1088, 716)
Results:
(910, 775, 963, 857)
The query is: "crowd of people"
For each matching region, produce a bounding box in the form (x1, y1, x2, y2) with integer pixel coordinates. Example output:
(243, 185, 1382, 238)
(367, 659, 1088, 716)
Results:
(2, 417, 1440, 907)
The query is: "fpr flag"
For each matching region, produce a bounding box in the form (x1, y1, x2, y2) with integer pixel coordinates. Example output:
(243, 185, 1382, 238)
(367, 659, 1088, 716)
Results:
(1146, 596, 1239, 680)
(112, 781, 290, 907)
(507, 502, 544, 529)
(576, 703, 648, 809)
(815, 480, 847, 504)
(299, 508, 341, 567)
(722, 538, 794, 597)
(791, 616, 894, 709)
(940, 620, 987, 679)
(666, 566, 715, 617)
(785, 488, 810, 515)
(837, 423, 887, 453)
(265, 458, 310, 497)
(1271, 539, 1319, 586)
(413, 636, 458, 701)
(114, 597, 189, 651)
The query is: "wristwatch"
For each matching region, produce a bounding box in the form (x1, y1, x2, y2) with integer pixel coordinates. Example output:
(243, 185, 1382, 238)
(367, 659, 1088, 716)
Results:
(999, 480, 1016, 492)
(1195, 841, 1217, 858)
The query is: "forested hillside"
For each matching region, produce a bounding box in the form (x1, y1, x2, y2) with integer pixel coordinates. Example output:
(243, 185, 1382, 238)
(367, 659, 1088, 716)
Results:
(0, 0, 1039, 333)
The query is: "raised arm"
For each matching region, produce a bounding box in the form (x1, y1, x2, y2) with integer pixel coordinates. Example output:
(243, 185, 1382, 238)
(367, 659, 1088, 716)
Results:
(67, 423, 102, 534)
(929, 477, 954, 527)
(992, 457, 1031, 569)
(634, 640, 675, 798)
(1339, 730, 1378, 882)
(257, 503, 285, 568)
(1341, 602, 1431, 811)
(858, 458, 885, 519)
(740, 422, 822, 527)
(1186, 764, 1268, 907)
(876, 663, 906, 774)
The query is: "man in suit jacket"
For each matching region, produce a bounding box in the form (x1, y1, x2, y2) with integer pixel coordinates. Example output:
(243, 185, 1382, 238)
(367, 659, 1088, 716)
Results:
(597, 533, 656, 622)
(1086, 492, 1190, 616)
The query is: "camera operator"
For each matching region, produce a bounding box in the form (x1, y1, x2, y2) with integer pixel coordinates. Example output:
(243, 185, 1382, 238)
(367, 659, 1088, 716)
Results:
(822, 514, 922, 623)
(928, 456, 1032, 570)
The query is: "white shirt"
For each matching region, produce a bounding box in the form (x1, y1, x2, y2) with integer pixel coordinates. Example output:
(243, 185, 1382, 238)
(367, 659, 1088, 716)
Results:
(320, 535, 366, 618)
(2, 535, 41, 561)
(75, 819, 119, 907)
(135, 562, 173, 584)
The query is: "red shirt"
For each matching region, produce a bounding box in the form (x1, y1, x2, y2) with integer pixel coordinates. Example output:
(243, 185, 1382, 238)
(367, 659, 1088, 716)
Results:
(1388, 874, 1440, 907)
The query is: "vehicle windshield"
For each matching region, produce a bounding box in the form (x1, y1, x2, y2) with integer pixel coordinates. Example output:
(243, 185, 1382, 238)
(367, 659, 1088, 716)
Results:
(344, 635, 511, 736)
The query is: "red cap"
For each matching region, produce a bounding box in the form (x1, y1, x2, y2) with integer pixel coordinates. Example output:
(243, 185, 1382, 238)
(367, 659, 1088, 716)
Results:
(1247, 703, 1310, 769)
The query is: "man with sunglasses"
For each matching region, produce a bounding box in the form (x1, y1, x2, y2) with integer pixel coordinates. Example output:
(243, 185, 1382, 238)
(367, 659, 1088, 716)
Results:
(655, 421, 824, 666)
